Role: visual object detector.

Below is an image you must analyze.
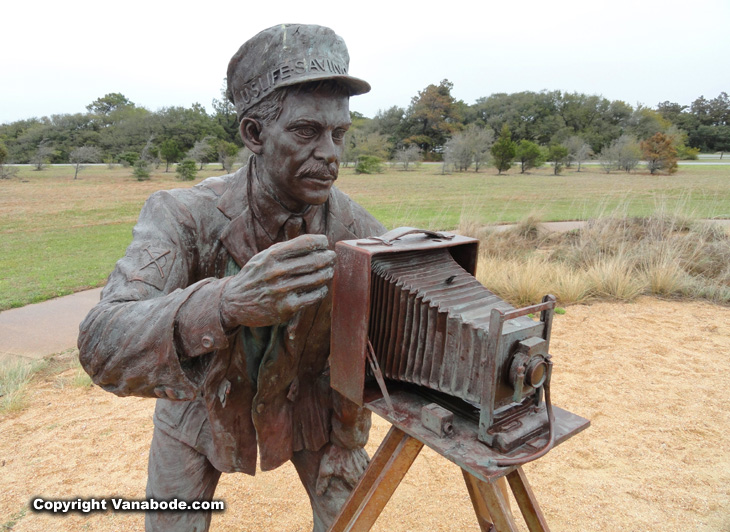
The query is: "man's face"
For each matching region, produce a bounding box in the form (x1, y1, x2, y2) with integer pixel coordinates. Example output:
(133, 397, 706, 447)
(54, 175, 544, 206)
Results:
(257, 90, 351, 213)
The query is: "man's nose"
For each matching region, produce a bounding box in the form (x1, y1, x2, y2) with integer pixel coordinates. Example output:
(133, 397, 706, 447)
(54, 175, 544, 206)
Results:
(314, 133, 338, 164)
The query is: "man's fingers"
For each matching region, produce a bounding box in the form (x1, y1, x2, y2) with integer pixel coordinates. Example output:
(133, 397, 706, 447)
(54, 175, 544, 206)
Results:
(267, 234, 330, 260)
(280, 286, 329, 315)
(276, 269, 333, 300)
(270, 250, 335, 277)
(231, 251, 334, 292)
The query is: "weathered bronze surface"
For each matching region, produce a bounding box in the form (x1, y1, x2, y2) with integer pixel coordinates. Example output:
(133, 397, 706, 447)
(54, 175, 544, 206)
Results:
(78, 24, 383, 532)
(330, 230, 563, 460)
(329, 230, 592, 530)
(330, 398, 589, 531)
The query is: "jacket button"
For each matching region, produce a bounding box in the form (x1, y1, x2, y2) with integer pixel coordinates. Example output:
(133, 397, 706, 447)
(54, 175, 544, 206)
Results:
(201, 334, 214, 349)
(256, 403, 265, 413)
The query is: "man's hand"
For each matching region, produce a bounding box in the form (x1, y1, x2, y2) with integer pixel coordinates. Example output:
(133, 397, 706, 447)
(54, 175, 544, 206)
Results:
(220, 234, 335, 328)
(315, 444, 369, 496)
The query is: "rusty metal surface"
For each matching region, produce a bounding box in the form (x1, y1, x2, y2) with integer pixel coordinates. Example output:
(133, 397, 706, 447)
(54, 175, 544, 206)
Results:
(330, 232, 479, 406)
(421, 403, 454, 437)
(364, 388, 589, 483)
(331, 231, 564, 458)
(368, 247, 514, 404)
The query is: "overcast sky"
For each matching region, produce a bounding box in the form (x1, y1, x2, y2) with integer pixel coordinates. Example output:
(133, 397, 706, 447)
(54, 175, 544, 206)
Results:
(2, 0, 728, 125)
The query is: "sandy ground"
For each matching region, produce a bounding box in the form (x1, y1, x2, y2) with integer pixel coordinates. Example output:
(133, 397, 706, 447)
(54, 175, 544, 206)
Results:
(1, 297, 729, 532)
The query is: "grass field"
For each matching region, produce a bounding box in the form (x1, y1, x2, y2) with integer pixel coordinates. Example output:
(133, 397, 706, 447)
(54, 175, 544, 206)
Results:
(1, 162, 729, 310)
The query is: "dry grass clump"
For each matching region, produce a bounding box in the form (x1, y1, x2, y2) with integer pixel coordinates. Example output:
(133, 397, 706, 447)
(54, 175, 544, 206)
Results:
(584, 251, 645, 301)
(643, 254, 688, 296)
(0, 359, 47, 413)
(477, 256, 593, 307)
(0, 350, 91, 414)
(477, 255, 552, 307)
(462, 211, 730, 308)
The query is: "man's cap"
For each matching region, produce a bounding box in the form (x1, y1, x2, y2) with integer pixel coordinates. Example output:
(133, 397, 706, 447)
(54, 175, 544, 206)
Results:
(227, 24, 371, 118)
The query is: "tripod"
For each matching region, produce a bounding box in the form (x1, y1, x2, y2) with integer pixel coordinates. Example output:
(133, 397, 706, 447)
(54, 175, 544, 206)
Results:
(330, 389, 589, 532)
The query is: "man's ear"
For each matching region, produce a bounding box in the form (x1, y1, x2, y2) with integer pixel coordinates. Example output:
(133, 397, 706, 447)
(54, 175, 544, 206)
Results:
(240, 118, 264, 155)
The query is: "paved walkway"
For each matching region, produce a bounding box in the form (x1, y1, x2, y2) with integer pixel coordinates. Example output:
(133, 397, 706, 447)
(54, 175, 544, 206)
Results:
(1, 219, 728, 366)
(0, 288, 102, 365)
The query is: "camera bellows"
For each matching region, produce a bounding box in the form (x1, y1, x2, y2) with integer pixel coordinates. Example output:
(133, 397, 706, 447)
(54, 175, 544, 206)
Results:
(369, 248, 511, 405)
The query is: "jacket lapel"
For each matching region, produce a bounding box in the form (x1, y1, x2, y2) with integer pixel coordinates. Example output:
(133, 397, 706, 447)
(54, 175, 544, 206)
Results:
(217, 165, 260, 268)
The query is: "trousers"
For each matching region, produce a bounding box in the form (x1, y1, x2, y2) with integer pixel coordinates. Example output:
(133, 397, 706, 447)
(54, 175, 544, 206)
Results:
(144, 425, 352, 532)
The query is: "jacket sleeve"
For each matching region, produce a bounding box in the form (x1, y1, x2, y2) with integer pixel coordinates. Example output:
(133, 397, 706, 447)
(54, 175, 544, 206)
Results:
(78, 190, 230, 400)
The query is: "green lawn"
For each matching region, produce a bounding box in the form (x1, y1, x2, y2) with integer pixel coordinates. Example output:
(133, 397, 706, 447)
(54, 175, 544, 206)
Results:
(340, 163, 730, 228)
(1, 162, 728, 310)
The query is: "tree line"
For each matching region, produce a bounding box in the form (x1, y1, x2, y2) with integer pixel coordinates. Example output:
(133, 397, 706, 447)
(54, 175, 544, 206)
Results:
(0, 89, 242, 175)
(344, 81, 728, 174)
(1, 81, 728, 177)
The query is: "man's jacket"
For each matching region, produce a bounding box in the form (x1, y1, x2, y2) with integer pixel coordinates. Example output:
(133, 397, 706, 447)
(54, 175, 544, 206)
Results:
(78, 164, 385, 474)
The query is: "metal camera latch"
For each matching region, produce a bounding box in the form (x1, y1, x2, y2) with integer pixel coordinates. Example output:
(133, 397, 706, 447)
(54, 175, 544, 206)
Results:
(421, 403, 455, 438)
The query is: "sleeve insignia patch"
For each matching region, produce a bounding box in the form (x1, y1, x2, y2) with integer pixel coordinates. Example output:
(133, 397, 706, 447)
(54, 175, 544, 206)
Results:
(129, 246, 176, 290)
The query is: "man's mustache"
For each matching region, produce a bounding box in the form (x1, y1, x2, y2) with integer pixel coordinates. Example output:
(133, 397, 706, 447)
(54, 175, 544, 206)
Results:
(295, 161, 338, 180)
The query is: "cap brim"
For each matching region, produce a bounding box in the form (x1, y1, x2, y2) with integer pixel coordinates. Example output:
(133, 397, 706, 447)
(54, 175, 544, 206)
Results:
(276, 73, 371, 96)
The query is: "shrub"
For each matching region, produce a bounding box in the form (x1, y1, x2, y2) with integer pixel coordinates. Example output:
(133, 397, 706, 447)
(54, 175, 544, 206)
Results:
(677, 145, 700, 160)
(118, 151, 140, 167)
(548, 144, 569, 175)
(355, 155, 384, 174)
(133, 159, 151, 181)
(176, 158, 198, 181)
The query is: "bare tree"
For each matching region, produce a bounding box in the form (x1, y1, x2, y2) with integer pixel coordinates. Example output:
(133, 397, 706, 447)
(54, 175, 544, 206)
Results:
(564, 136, 593, 171)
(393, 145, 421, 171)
(0, 164, 18, 179)
(140, 136, 161, 168)
(187, 136, 216, 170)
(469, 125, 494, 172)
(599, 135, 640, 174)
(30, 144, 54, 171)
(615, 135, 641, 172)
(443, 125, 494, 173)
(574, 142, 593, 172)
(444, 133, 473, 172)
(599, 142, 619, 174)
(69, 146, 102, 179)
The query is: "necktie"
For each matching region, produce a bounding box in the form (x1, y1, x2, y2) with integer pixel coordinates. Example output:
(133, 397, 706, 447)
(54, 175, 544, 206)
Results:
(283, 215, 303, 241)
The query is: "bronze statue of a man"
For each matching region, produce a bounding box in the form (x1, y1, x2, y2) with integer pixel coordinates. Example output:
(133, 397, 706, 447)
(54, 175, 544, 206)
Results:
(78, 24, 384, 532)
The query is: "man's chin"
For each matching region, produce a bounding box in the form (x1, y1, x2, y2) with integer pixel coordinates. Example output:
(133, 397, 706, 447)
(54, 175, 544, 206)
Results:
(301, 185, 333, 206)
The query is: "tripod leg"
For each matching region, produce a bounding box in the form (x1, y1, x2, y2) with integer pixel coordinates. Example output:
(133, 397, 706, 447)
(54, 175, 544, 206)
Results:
(463, 470, 496, 532)
(506, 466, 550, 532)
(330, 426, 423, 532)
(477, 477, 520, 532)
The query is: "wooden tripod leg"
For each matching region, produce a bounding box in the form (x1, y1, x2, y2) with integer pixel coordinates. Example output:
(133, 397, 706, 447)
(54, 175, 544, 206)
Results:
(506, 466, 550, 532)
(498, 477, 511, 511)
(464, 471, 514, 531)
(476, 476, 520, 532)
(462, 471, 495, 532)
(330, 426, 424, 532)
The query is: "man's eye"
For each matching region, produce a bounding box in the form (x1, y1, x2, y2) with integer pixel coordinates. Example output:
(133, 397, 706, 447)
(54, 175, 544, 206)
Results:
(332, 129, 347, 141)
(295, 127, 317, 138)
